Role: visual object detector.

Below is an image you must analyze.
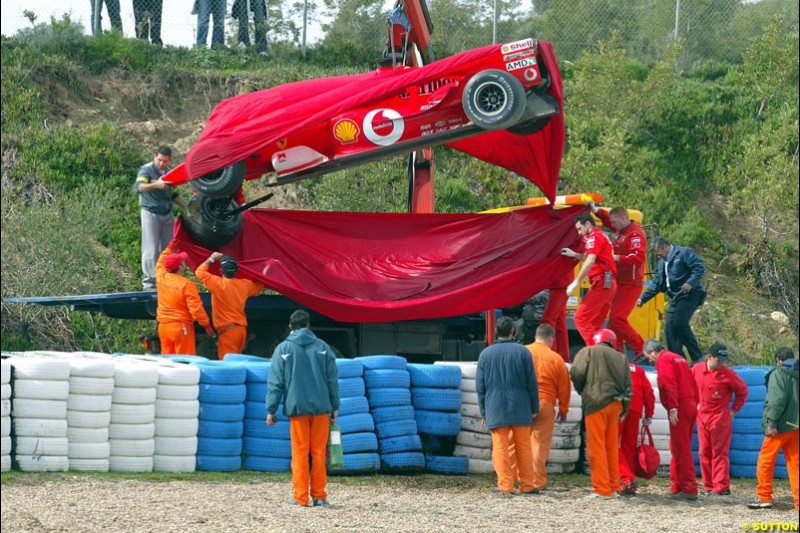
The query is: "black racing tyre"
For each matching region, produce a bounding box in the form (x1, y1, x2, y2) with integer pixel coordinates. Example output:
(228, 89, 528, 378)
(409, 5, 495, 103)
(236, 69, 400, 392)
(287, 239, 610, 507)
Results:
(181, 194, 243, 249)
(190, 161, 246, 198)
(461, 69, 526, 130)
(508, 89, 560, 135)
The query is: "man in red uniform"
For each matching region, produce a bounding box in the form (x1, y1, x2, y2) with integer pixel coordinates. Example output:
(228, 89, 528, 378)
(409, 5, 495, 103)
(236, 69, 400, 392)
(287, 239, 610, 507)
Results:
(692, 343, 748, 496)
(561, 213, 617, 346)
(590, 203, 647, 360)
(618, 361, 655, 495)
(539, 270, 575, 363)
(643, 338, 699, 500)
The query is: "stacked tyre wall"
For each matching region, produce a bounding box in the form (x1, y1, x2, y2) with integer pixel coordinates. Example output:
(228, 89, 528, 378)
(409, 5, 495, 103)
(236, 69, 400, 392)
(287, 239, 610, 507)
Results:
(331, 358, 380, 475)
(1, 359, 11, 471)
(109, 359, 159, 472)
(153, 360, 200, 473)
(67, 357, 115, 472)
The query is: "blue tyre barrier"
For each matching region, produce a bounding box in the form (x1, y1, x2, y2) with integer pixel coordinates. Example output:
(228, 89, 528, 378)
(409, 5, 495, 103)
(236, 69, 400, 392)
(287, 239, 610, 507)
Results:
(199, 383, 247, 404)
(368, 388, 411, 408)
(243, 437, 292, 458)
(243, 455, 291, 472)
(415, 410, 461, 437)
(380, 451, 425, 472)
(371, 405, 415, 424)
(336, 359, 364, 379)
(197, 436, 242, 456)
(338, 413, 375, 435)
(375, 419, 418, 440)
(339, 377, 366, 399)
(196, 454, 241, 472)
(424, 455, 468, 475)
(364, 369, 411, 389)
(198, 419, 243, 438)
(198, 402, 245, 422)
(329, 452, 380, 475)
(339, 396, 370, 416)
(379, 434, 422, 454)
(407, 364, 462, 388)
(342, 432, 379, 454)
(411, 388, 461, 412)
(357, 355, 408, 371)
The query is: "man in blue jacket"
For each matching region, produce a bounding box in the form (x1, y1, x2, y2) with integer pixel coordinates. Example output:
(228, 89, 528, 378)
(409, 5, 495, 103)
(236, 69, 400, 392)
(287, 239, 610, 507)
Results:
(267, 310, 340, 507)
(477, 316, 539, 496)
(638, 236, 706, 363)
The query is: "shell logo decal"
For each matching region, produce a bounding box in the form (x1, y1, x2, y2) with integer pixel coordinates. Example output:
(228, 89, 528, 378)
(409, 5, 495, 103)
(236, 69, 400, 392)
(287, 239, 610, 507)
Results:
(334, 119, 360, 144)
(363, 109, 404, 146)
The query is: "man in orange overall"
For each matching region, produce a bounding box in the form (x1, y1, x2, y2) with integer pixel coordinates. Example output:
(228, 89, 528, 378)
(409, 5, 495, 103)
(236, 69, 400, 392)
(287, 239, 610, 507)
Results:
(618, 360, 655, 495)
(525, 323, 571, 492)
(196, 252, 265, 360)
(590, 203, 647, 360)
(570, 329, 631, 499)
(692, 343, 748, 497)
(643, 338, 699, 500)
(155, 242, 213, 355)
(561, 213, 617, 346)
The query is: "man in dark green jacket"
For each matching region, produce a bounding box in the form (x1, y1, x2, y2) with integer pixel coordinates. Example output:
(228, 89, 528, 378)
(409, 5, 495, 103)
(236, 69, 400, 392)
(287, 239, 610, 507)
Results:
(267, 309, 340, 507)
(571, 328, 631, 499)
(748, 347, 799, 511)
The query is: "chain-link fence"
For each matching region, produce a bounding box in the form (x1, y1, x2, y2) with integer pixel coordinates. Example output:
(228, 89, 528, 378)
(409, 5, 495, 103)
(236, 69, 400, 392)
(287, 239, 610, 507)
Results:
(2, 0, 797, 64)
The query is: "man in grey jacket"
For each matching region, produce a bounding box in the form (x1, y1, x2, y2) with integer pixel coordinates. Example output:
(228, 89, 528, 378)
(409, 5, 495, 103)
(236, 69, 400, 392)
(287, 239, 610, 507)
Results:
(267, 310, 340, 507)
(477, 316, 539, 496)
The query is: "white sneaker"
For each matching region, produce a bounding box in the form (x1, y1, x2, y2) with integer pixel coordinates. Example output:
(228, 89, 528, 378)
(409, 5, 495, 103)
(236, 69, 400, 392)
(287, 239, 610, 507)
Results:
(237, 42, 247, 50)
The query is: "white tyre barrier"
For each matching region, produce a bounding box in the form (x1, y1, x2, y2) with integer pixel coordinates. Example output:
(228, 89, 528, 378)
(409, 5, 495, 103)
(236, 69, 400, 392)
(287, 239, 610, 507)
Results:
(0, 399, 9, 417)
(460, 378, 477, 392)
(0, 384, 10, 400)
(12, 399, 68, 419)
(154, 418, 198, 438)
(0, 454, 10, 472)
(467, 458, 494, 474)
(457, 430, 492, 449)
(454, 444, 491, 461)
(553, 422, 580, 436)
(546, 462, 576, 474)
(547, 448, 580, 464)
(156, 384, 199, 401)
(157, 363, 200, 386)
(109, 423, 155, 440)
(67, 394, 113, 412)
(68, 358, 115, 378)
(648, 419, 671, 435)
(109, 455, 153, 472)
(67, 410, 111, 429)
(69, 458, 110, 472)
(0, 360, 10, 384)
(154, 454, 195, 473)
(1, 416, 10, 437)
(461, 415, 487, 434)
(113, 362, 159, 388)
(461, 403, 481, 419)
(569, 390, 582, 407)
(10, 358, 70, 380)
(67, 426, 109, 443)
(461, 391, 479, 405)
(12, 379, 70, 400)
(112, 387, 157, 405)
(16, 454, 69, 472)
(110, 438, 155, 457)
(15, 436, 69, 456)
(110, 403, 156, 425)
(155, 399, 199, 419)
(69, 377, 115, 395)
(154, 436, 198, 456)
(435, 361, 477, 379)
(1, 436, 11, 455)
(550, 434, 581, 449)
(68, 442, 111, 460)
(565, 407, 583, 423)
(13, 418, 68, 437)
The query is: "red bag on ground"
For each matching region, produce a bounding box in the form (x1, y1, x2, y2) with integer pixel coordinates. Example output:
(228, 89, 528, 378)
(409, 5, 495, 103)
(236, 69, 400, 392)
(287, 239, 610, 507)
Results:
(635, 425, 660, 479)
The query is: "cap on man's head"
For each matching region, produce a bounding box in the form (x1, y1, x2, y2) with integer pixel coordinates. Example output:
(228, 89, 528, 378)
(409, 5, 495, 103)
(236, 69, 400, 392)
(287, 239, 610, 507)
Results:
(708, 342, 730, 360)
(220, 255, 238, 277)
(164, 252, 188, 271)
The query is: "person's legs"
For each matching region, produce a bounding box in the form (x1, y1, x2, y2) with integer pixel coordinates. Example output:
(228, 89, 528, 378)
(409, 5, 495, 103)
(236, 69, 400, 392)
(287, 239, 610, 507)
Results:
(710, 415, 732, 493)
(217, 326, 247, 360)
(585, 405, 612, 496)
(237, 7, 251, 46)
(618, 411, 640, 490)
(672, 401, 698, 495)
(157, 213, 174, 256)
(89, 0, 102, 35)
(158, 322, 179, 354)
(604, 401, 622, 494)
(574, 280, 614, 346)
(132, 0, 146, 39)
(784, 431, 799, 510)
(173, 325, 197, 355)
(665, 291, 703, 362)
(309, 413, 330, 501)
(511, 425, 535, 493)
(106, 0, 123, 32)
(253, 0, 267, 53)
(530, 401, 555, 490)
(490, 426, 515, 493)
(140, 210, 160, 290)
(196, 0, 210, 46)
(697, 417, 714, 491)
(290, 415, 312, 506)
(211, 0, 227, 46)
(608, 284, 644, 354)
(541, 290, 569, 362)
(755, 434, 782, 504)
(151, 0, 163, 45)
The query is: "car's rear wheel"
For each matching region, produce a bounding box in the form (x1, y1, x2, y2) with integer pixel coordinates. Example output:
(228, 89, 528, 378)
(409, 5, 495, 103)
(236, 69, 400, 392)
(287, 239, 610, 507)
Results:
(181, 194, 243, 249)
(461, 70, 526, 130)
(508, 89, 560, 136)
(189, 161, 246, 198)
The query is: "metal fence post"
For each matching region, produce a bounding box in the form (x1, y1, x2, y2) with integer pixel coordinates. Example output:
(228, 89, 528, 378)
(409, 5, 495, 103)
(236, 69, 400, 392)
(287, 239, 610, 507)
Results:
(673, 0, 681, 39)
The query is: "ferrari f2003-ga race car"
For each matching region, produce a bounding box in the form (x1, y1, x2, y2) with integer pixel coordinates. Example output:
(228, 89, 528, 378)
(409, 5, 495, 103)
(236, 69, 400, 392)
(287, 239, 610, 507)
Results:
(164, 37, 564, 248)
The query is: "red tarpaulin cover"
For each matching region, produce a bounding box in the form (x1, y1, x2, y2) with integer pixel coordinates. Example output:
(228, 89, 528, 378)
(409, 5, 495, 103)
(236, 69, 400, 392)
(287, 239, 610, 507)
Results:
(176, 40, 564, 203)
(174, 205, 585, 322)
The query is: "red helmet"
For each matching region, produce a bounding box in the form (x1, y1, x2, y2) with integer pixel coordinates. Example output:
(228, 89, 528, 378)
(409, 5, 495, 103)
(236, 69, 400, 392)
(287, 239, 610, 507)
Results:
(592, 329, 616, 346)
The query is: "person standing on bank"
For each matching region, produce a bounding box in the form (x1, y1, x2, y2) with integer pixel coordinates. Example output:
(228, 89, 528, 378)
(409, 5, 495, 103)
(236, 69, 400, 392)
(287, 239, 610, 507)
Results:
(692, 343, 748, 497)
(135, 146, 185, 291)
(748, 347, 799, 511)
(643, 338, 699, 500)
(133, 0, 164, 45)
(561, 213, 617, 347)
(589, 202, 647, 361)
(267, 310, 340, 507)
(232, 0, 268, 54)
(570, 329, 631, 500)
(477, 316, 540, 496)
(195, 252, 265, 360)
(638, 236, 706, 363)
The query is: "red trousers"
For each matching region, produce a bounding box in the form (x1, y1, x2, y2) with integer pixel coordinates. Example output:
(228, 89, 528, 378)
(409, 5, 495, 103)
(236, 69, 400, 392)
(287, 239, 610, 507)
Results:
(697, 411, 733, 492)
(669, 400, 698, 495)
(217, 325, 247, 360)
(756, 430, 799, 510)
(541, 290, 570, 363)
(574, 278, 616, 346)
(585, 401, 623, 496)
(290, 413, 330, 506)
(158, 322, 197, 355)
(618, 409, 642, 487)
(608, 284, 644, 355)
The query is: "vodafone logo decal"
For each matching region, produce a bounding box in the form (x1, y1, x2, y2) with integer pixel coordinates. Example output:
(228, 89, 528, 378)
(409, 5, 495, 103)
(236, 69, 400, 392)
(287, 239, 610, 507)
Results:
(363, 109, 404, 146)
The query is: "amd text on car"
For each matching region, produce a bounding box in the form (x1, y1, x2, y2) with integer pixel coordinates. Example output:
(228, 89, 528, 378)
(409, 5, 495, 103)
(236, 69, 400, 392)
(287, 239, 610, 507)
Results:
(163, 38, 564, 249)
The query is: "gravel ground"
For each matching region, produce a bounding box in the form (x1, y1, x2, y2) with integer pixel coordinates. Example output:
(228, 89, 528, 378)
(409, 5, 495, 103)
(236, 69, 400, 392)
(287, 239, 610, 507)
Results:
(1, 473, 798, 533)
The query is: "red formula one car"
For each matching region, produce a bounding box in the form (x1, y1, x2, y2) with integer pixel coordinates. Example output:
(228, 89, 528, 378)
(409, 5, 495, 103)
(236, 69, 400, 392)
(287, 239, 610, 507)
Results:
(164, 38, 565, 248)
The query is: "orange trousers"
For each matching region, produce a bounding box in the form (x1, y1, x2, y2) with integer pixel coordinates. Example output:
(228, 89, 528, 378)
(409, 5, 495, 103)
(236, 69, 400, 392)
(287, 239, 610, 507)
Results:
(492, 425, 535, 493)
(217, 325, 247, 360)
(756, 430, 799, 510)
(158, 322, 197, 355)
(290, 413, 330, 506)
(585, 401, 623, 496)
(531, 400, 556, 490)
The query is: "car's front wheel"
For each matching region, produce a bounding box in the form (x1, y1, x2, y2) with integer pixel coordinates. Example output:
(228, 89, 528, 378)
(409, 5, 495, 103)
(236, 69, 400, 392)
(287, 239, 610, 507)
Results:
(181, 194, 243, 249)
(190, 161, 246, 198)
(461, 70, 526, 130)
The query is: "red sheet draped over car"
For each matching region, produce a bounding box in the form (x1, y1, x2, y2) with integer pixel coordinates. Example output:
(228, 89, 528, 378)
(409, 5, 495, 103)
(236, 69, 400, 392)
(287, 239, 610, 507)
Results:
(180, 40, 565, 203)
(174, 205, 584, 323)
